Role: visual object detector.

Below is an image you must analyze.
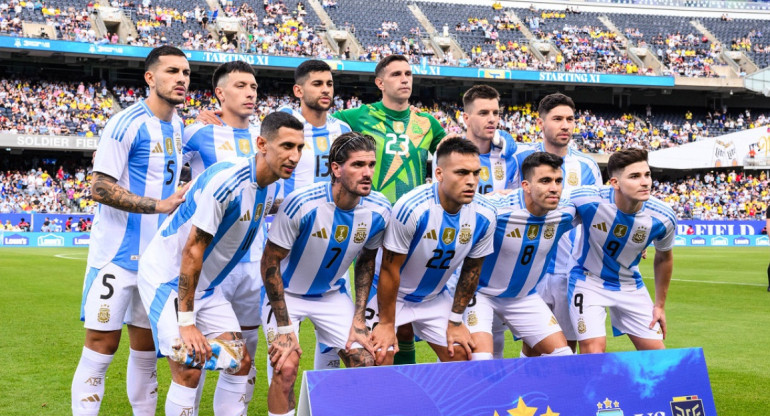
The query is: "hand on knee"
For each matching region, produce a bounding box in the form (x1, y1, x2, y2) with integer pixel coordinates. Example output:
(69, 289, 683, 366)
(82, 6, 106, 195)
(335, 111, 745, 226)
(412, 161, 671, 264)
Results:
(274, 354, 299, 389)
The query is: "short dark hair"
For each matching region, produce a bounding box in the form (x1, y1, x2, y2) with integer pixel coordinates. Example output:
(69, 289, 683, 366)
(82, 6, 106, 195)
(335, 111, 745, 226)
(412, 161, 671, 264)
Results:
(435, 137, 479, 165)
(537, 92, 575, 117)
(294, 59, 331, 84)
(212, 61, 256, 92)
(328, 132, 377, 183)
(463, 85, 500, 109)
(260, 111, 304, 140)
(145, 45, 186, 72)
(521, 152, 563, 181)
(374, 55, 409, 78)
(607, 148, 648, 177)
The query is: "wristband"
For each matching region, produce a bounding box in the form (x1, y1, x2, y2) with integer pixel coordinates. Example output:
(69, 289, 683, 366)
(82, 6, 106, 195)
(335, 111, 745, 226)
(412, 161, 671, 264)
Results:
(177, 311, 195, 327)
(448, 312, 463, 324)
(277, 325, 294, 334)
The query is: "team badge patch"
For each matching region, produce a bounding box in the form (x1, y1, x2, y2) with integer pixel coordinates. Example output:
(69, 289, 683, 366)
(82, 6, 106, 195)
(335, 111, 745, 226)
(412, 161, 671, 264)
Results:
(493, 163, 504, 181)
(480, 167, 490, 182)
(442, 227, 456, 245)
(238, 138, 252, 155)
(393, 121, 405, 134)
(254, 203, 263, 221)
(266, 328, 276, 344)
(613, 224, 628, 238)
(316, 135, 329, 152)
(97, 304, 110, 323)
(264, 197, 273, 217)
(353, 223, 367, 244)
(544, 224, 555, 240)
(577, 318, 586, 334)
(334, 225, 349, 243)
(164, 137, 174, 156)
(467, 311, 478, 327)
(458, 224, 472, 244)
(526, 225, 540, 240)
(174, 133, 182, 153)
(567, 171, 578, 186)
(632, 226, 647, 244)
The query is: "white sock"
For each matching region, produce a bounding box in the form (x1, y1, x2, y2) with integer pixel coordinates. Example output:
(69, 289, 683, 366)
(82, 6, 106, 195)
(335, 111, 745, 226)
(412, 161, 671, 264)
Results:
(268, 411, 295, 416)
(313, 343, 340, 370)
(126, 348, 158, 416)
(541, 346, 573, 357)
(492, 330, 505, 359)
(72, 347, 113, 416)
(242, 328, 260, 360)
(193, 370, 206, 416)
(471, 352, 493, 361)
(214, 373, 249, 415)
(245, 366, 257, 408)
(165, 381, 197, 416)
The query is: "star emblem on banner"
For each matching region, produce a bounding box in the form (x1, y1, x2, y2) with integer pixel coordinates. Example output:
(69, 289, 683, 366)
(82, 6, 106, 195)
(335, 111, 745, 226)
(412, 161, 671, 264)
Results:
(507, 397, 537, 416)
(540, 406, 559, 416)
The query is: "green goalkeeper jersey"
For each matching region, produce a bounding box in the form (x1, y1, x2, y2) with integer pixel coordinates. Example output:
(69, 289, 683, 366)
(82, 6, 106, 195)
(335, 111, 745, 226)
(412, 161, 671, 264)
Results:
(332, 101, 446, 204)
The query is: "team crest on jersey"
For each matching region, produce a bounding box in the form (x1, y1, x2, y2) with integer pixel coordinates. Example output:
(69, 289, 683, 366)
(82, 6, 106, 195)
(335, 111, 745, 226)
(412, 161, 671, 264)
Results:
(479, 167, 490, 182)
(458, 224, 472, 244)
(613, 224, 628, 238)
(316, 135, 329, 152)
(493, 163, 504, 181)
(526, 225, 540, 240)
(442, 227, 456, 245)
(632, 226, 647, 244)
(238, 138, 252, 155)
(334, 225, 349, 243)
(174, 133, 182, 153)
(254, 203, 264, 221)
(467, 311, 478, 327)
(266, 328, 276, 344)
(353, 223, 368, 244)
(567, 171, 579, 186)
(264, 197, 273, 217)
(544, 224, 555, 239)
(164, 137, 174, 156)
(393, 121, 405, 134)
(577, 318, 586, 334)
(97, 304, 110, 323)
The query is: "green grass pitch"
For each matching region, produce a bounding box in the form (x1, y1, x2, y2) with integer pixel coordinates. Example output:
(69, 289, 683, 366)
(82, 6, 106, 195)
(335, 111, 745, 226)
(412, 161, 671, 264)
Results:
(1, 246, 768, 415)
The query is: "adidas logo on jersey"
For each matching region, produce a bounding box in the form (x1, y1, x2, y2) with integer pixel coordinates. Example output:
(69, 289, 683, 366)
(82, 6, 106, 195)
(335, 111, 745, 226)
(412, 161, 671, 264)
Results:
(423, 229, 438, 240)
(312, 228, 329, 239)
(218, 141, 235, 151)
(239, 210, 251, 222)
(151, 143, 164, 154)
(506, 229, 522, 238)
(592, 222, 608, 232)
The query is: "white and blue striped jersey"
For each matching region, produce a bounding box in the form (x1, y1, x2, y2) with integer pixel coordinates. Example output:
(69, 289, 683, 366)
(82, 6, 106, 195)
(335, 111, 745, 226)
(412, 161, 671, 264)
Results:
(511, 142, 602, 276)
(88, 99, 184, 271)
(268, 182, 391, 297)
(183, 122, 259, 178)
(277, 107, 352, 195)
(139, 157, 281, 294)
(478, 189, 577, 298)
(569, 185, 676, 291)
(473, 130, 518, 194)
(384, 183, 497, 303)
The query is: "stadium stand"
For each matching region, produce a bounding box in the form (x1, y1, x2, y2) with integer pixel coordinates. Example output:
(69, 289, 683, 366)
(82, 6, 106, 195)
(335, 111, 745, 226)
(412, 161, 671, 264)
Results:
(700, 15, 770, 69)
(0, 166, 95, 214)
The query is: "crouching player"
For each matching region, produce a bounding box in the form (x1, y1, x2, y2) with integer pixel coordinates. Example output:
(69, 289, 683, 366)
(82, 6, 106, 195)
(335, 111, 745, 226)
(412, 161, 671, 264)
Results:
(137, 112, 304, 414)
(467, 152, 575, 359)
(261, 132, 391, 416)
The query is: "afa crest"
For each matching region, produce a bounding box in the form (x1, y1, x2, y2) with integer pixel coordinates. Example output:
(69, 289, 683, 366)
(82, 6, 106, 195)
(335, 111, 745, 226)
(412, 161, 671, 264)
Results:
(613, 224, 628, 238)
(164, 137, 174, 156)
(526, 225, 540, 240)
(174, 133, 182, 153)
(238, 138, 252, 155)
(480, 167, 490, 182)
(493, 163, 504, 181)
(254, 203, 264, 221)
(393, 121, 405, 134)
(544, 224, 555, 240)
(97, 304, 110, 323)
(567, 171, 579, 186)
(353, 223, 368, 244)
(334, 225, 349, 243)
(266, 328, 276, 343)
(577, 317, 586, 334)
(458, 225, 472, 244)
(316, 135, 329, 152)
(467, 311, 478, 326)
(442, 227, 456, 245)
(632, 226, 647, 244)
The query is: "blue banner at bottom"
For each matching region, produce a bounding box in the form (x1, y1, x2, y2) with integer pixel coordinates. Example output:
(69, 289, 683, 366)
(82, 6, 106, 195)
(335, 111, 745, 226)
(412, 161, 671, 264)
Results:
(299, 348, 715, 416)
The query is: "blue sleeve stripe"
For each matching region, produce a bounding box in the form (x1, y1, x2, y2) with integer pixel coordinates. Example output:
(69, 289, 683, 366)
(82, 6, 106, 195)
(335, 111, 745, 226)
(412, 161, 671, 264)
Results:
(285, 193, 325, 219)
(113, 106, 146, 143)
(395, 188, 429, 219)
(109, 104, 143, 140)
(570, 189, 596, 198)
(473, 195, 496, 212)
(396, 195, 430, 223)
(283, 186, 326, 217)
(645, 204, 677, 226)
(365, 196, 392, 211)
(213, 166, 250, 202)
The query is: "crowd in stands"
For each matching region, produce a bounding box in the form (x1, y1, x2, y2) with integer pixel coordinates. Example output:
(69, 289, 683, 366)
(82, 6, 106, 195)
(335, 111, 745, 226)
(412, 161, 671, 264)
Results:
(0, 166, 95, 215)
(642, 32, 721, 77)
(534, 25, 644, 74)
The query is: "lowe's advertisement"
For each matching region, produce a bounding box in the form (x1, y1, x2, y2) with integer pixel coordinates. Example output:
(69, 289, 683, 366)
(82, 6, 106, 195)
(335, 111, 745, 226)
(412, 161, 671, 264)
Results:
(1, 232, 91, 247)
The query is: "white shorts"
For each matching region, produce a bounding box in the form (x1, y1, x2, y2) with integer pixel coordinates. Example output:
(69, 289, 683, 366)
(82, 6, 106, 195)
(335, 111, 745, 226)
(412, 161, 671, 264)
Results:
(139, 278, 240, 357)
(394, 290, 454, 347)
(219, 260, 262, 327)
(261, 290, 359, 351)
(80, 262, 149, 331)
(466, 292, 562, 348)
(537, 273, 576, 341)
(569, 274, 662, 342)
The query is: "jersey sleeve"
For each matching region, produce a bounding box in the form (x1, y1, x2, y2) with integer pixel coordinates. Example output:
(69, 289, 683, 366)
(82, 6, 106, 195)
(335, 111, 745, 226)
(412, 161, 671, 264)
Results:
(652, 217, 676, 252)
(266, 195, 302, 250)
(189, 172, 232, 237)
(364, 207, 391, 250)
(92, 116, 132, 180)
(383, 205, 418, 254)
(182, 123, 206, 167)
(426, 114, 447, 154)
(467, 206, 496, 258)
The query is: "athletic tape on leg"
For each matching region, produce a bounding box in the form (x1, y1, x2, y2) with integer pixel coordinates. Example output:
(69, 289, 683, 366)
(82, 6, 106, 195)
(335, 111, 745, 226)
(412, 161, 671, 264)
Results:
(170, 338, 244, 374)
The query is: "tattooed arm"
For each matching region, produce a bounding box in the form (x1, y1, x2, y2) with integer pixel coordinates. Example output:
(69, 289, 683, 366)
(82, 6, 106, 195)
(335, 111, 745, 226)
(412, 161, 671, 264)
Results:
(91, 171, 189, 214)
(345, 248, 377, 355)
(261, 239, 301, 372)
(178, 226, 213, 365)
(446, 256, 484, 359)
(370, 248, 405, 365)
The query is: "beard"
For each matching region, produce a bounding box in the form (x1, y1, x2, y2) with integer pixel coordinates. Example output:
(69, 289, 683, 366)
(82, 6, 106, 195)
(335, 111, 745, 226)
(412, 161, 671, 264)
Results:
(305, 96, 331, 112)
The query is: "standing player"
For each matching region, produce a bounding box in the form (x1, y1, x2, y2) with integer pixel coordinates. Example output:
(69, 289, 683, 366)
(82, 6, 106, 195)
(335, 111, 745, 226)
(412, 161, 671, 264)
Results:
(182, 60, 264, 411)
(333, 54, 448, 364)
(261, 132, 390, 416)
(468, 152, 574, 360)
(72, 45, 190, 416)
(137, 112, 304, 415)
(513, 93, 602, 355)
(568, 148, 675, 353)
(370, 138, 497, 364)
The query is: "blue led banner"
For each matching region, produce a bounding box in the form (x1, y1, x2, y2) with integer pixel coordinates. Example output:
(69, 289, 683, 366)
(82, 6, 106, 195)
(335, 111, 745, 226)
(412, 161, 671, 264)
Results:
(677, 220, 764, 235)
(0, 37, 675, 87)
(0, 231, 90, 247)
(674, 234, 767, 247)
(298, 348, 715, 416)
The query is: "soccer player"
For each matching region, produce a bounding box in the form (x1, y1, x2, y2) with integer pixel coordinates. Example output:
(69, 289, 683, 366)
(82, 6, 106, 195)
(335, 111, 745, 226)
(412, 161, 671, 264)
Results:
(370, 137, 497, 365)
(261, 132, 390, 416)
(333, 54, 449, 364)
(182, 60, 264, 410)
(567, 148, 675, 353)
(513, 93, 602, 355)
(137, 111, 303, 415)
(468, 152, 575, 360)
(72, 45, 190, 416)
